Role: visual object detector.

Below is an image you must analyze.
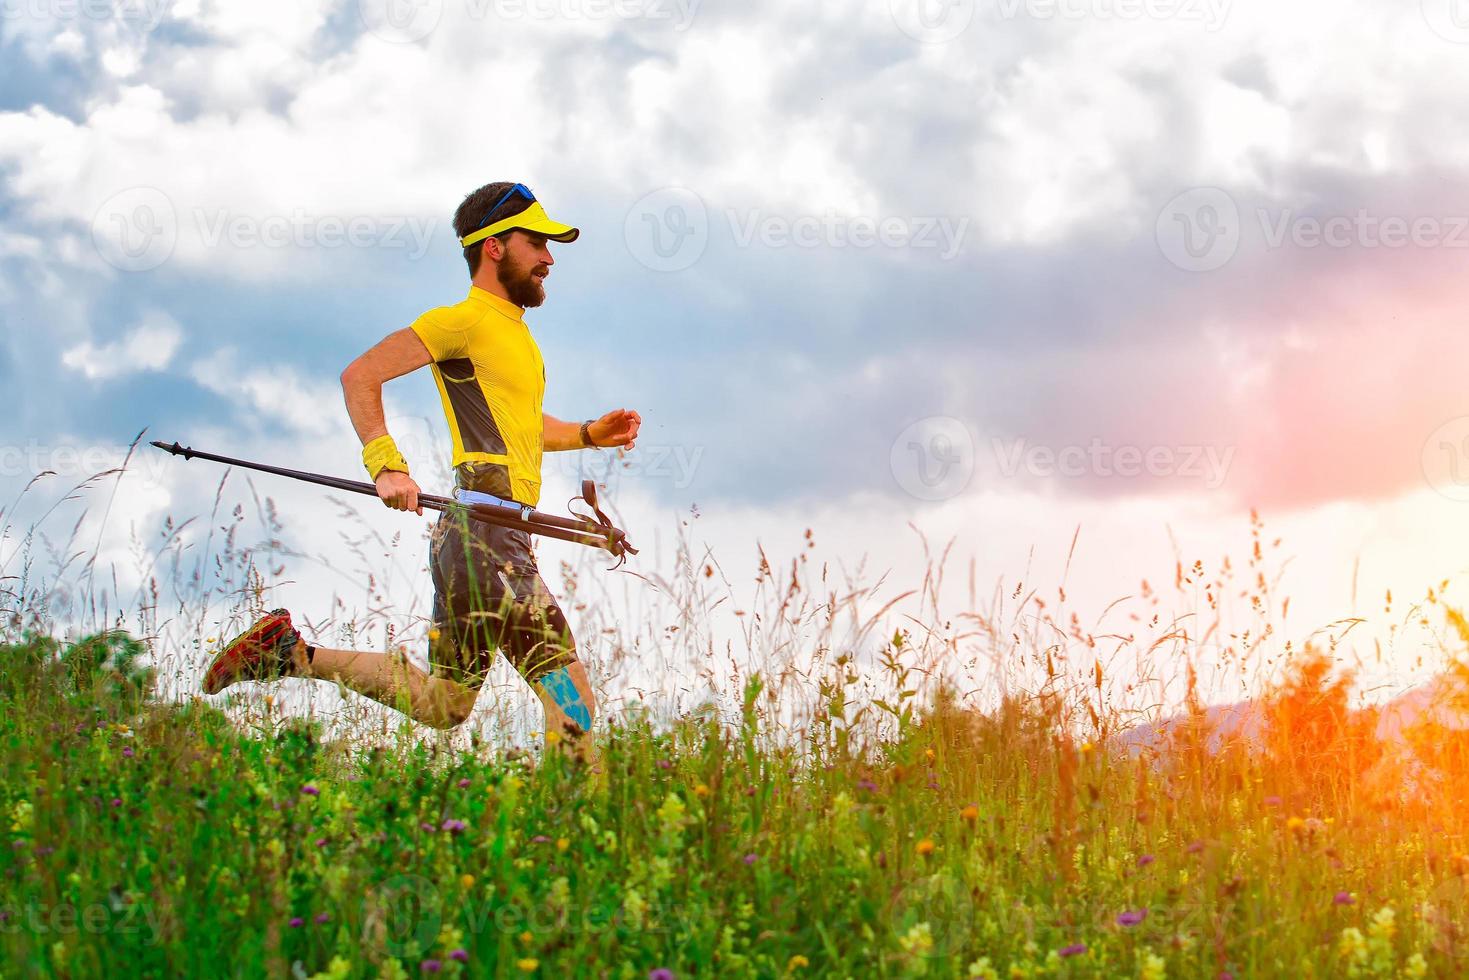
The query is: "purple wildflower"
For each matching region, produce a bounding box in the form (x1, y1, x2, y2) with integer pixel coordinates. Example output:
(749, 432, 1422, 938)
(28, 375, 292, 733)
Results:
(1058, 943, 1087, 957)
(315, 838, 328, 848)
(1334, 891, 1355, 906)
(289, 917, 304, 928)
(450, 949, 469, 963)
(421, 961, 441, 973)
(442, 819, 467, 834)
(743, 853, 758, 866)
(301, 785, 319, 797)
(531, 835, 551, 844)
(1263, 795, 1282, 807)
(1137, 854, 1155, 868)
(122, 747, 134, 758)
(1116, 909, 1147, 927)
(458, 778, 471, 788)
(315, 912, 331, 924)
(111, 798, 122, 808)
(656, 760, 672, 770)
(421, 822, 435, 833)
(856, 778, 878, 793)
(1186, 840, 1204, 854)
(649, 970, 675, 980)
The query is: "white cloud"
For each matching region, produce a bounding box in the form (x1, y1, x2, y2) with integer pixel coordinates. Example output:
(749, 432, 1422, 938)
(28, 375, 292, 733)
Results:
(60, 310, 182, 379)
(188, 348, 346, 438)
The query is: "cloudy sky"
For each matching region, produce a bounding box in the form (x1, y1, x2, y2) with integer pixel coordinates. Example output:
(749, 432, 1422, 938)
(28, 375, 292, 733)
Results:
(4, 0, 1469, 719)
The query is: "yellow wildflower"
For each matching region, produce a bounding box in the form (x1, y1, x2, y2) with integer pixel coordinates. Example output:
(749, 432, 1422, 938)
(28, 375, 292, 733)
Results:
(459, 874, 475, 891)
(694, 783, 710, 799)
(556, 837, 570, 852)
(787, 954, 809, 970)
(516, 959, 538, 973)
(916, 838, 936, 857)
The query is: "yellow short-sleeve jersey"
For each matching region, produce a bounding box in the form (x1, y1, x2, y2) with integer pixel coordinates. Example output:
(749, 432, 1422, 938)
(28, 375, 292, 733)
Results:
(410, 286, 546, 506)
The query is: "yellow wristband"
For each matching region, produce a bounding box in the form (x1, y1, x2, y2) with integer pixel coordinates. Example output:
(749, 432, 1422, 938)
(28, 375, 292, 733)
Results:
(362, 434, 409, 480)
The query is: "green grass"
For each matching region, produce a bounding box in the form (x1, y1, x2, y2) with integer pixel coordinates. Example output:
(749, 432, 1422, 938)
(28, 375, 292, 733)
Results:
(1, 627, 1467, 979)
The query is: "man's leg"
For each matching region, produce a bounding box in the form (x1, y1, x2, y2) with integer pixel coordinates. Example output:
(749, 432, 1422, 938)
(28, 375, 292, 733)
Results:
(201, 610, 481, 729)
(296, 642, 480, 730)
(533, 659, 597, 759)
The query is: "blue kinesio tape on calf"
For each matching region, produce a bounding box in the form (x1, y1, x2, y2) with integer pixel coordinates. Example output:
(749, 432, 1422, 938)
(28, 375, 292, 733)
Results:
(540, 666, 591, 731)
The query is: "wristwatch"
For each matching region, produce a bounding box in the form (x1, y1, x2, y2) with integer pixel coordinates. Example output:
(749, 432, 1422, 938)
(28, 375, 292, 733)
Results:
(579, 419, 601, 449)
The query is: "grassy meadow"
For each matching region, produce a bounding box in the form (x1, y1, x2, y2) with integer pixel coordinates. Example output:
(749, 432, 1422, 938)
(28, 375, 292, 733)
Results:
(2, 469, 1469, 978)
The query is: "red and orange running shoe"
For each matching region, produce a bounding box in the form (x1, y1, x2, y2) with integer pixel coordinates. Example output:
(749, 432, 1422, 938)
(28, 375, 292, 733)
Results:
(202, 608, 303, 695)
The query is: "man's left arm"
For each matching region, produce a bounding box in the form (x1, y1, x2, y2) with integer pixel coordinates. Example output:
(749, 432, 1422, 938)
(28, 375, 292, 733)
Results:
(543, 409, 642, 451)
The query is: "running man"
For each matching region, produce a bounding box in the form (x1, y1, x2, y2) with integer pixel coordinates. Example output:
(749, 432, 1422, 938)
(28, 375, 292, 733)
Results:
(200, 182, 640, 755)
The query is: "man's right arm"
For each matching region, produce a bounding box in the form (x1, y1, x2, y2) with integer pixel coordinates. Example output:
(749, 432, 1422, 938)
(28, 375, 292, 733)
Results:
(341, 328, 434, 515)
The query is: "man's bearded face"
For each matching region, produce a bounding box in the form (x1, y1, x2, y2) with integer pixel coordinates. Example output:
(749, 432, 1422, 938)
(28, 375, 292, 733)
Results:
(496, 236, 548, 308)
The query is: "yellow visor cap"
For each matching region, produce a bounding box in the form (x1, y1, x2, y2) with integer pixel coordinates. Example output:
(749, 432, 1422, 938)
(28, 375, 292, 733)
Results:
(458, 201, 580, 249)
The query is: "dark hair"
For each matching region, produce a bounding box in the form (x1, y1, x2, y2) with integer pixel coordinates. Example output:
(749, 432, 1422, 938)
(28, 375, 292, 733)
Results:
(454, 181, 532, 276)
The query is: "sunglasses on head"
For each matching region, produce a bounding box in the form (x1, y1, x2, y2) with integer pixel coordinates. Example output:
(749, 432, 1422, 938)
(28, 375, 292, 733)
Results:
(477, 183, 536, 229)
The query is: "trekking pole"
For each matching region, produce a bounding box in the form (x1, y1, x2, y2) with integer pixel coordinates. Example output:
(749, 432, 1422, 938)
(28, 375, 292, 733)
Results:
(150, 441, 637, 563)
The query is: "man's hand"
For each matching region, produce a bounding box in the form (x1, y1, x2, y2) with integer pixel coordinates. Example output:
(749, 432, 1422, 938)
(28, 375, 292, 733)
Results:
(376, 470, 423, 515)
(589, 408, 642, 450)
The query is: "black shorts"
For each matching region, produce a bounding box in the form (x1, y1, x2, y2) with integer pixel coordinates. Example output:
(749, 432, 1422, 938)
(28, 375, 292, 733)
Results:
(428, 509, 576, 688)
